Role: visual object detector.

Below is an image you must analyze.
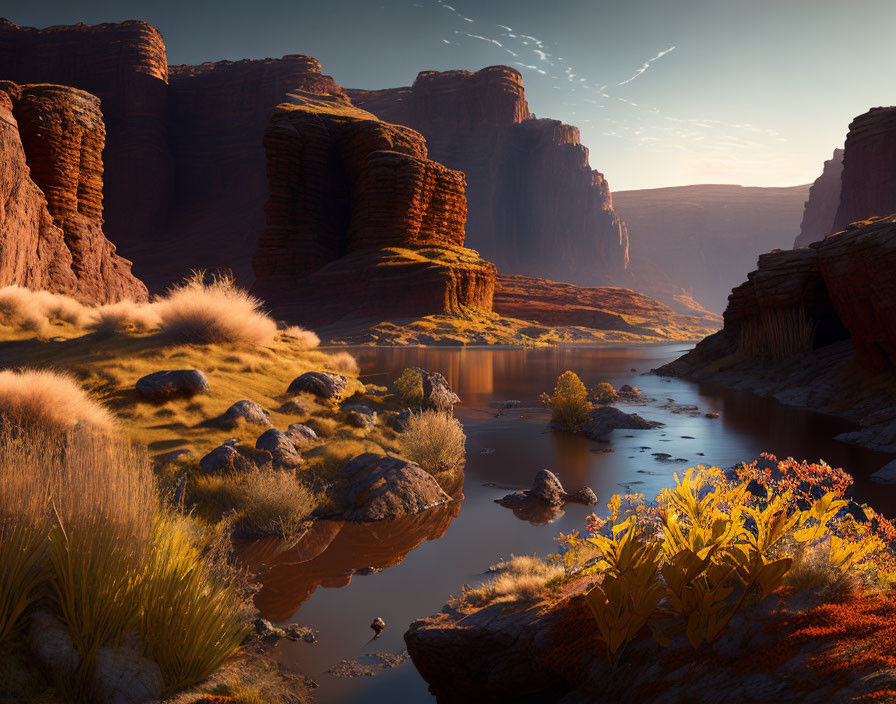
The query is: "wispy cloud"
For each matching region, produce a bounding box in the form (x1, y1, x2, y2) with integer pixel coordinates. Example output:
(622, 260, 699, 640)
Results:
(617, 45, 676, 86)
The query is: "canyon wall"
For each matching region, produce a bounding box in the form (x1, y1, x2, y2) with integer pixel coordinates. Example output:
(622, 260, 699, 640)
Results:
(251, 91, 495, 326)
(347, 67, 630, 287)
(793, 149, 844, 249)
(614, 184, 810, 314)
(0, 81, 146, 302)
(833, 108, 896, 233)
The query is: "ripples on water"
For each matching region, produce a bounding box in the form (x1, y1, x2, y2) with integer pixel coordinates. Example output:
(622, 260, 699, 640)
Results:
(247, 344, 896, 703)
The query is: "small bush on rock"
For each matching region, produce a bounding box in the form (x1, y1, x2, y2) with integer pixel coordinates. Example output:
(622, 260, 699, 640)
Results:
(542, 371, 591, 431)
(590, 382, 618, 405)
(394, 368, 424, 407)
(399, 410, 466, 476)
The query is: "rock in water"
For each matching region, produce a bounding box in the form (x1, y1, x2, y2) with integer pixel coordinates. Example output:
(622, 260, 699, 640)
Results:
(371, 617, 386, 638)
(135, 370, 209, 401)
(583, 406, 660, 441)
(331, 453, 452, 522)
(287, 371, 347, 400)
(412, 368, 460, 414)
(530, 469, 565, 507)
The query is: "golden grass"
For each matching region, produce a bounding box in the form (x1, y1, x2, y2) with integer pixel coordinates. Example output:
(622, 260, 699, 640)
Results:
(327, 351, 359, 375)
(281, 326, 320, 349)
(461, 555, 562, 607)
(0, 286, 90, 335)
(88, 300, 162, 337)
(0, 368, 114, 435)
(399, 410, 466, 475)
(156, 272, 277, 347)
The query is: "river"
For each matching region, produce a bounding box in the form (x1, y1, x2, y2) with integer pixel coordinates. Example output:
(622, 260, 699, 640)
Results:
(246, 343, 896, 703)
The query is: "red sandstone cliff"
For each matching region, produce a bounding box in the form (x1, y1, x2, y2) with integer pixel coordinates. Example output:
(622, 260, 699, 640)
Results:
(0, 81, 146, 302)
(793, 149, 844, 249)
(613, 184, 810, 314)
(0, 18, 171, 273)
(347, 67, 630, 287)
(251, 91, 495, 326)
(833, 107, 896, 232)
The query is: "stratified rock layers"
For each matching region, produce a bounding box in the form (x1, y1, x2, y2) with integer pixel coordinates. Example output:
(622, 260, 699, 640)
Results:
(347, 67, 630, 286)
(252, 92, 495, 325)
(0, 81, 146, 302)
(794, 149, 844, 249)
(834, 107, 896, 232)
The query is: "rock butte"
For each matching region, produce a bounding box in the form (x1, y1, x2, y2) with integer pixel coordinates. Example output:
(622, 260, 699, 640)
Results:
(251, 91, 496, 325)
(0, 80, 145, 302)
(347, 67, 630, 288)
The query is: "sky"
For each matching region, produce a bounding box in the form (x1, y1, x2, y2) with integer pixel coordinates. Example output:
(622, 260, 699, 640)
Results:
(5, 0, 896, 190)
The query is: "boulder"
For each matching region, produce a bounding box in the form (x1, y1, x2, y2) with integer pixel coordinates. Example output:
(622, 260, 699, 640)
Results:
(344, 404, 377, 430)
(28, 609, 79, 678)
(92, 646, 164, 704)
(219, 400, 271, 429)
(285, 423, 319, 448)
(387, 409, 414, 432)
(583, 406, 660, 441)
(529, 469, 565, 507)
(135, 369, 209, 401)
(255, 429, 303, 469)
(565, 486, 598, 505)
(280, 396, 314, 415)
(496, 469, 597, 517)
(287, 371, 347, 400)
(198, 443, 257, 474)
(414, 368, 460, 414)
(331, 453, 452, 522)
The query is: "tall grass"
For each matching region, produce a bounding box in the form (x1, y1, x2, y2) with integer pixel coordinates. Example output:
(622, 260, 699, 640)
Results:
(399, 410, 466, 475)
(156, 271, 277, 347)
(0, 285, 90, 334)
(0, 369, 114, 435)
(0, 427, 248, 697)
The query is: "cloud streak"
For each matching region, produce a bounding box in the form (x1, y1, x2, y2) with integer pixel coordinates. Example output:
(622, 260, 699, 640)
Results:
(617, 45, 676, 85)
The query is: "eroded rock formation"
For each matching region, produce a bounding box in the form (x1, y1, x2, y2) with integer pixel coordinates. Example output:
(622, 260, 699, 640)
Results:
(252, 91, 496, 325)
(834, 107, 896, 232)
(793, 148, 844, 248)
(0, 81, 145, 302)
(347, 67, 630, 286)
(659, 215, 896, 451)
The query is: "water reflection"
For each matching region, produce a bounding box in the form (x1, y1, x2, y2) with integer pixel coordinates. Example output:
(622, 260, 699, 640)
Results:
(240, 501, 462, 622)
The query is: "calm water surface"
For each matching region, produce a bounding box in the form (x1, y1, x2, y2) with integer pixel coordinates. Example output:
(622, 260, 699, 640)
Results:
(247, 344, 896, 703)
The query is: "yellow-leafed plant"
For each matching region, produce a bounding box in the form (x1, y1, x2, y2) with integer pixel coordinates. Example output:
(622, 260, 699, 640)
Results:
(543, 371, 592, 431)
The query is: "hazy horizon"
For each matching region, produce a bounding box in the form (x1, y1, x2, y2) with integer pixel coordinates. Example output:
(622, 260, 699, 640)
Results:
(4, 0, 893, 191)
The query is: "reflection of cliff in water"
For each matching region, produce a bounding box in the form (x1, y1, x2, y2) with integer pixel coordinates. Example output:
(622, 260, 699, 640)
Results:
(239, 500, 463, 622)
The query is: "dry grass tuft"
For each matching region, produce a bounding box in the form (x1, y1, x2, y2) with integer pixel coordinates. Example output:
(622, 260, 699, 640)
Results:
(399, 410, 466, 475)
(282, 326, 320, 349)
(0, 368, 114, 435)
(327, 351, 359, 376)
(0, 286, 91, 335)
(462, 555, 562, 607)
(155, 271, 277, 347)
(88, 301, 162, 337)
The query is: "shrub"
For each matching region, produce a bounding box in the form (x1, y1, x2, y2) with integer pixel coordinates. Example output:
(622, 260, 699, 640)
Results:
(281, 326, 320, 349)
(0, 368, 114, 435)
(544, 371, 591, 430)
(327, 351, 359, 376)
(590, 382, 618, 405)
(393, 368, 424, 407)
(155, 271, 277, 346)
(399, 410, 466, 475)
(0, 286, 91, 334)
(461, 555, 562, 607)
(192, 468, 317, 543)
(88, 301, 161, 337)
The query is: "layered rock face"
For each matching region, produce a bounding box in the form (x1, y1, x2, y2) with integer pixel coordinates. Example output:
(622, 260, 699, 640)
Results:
(252, 92, 496, 325)
(833, 108, 896, 232)
(660, 216, 896, 451)
(793, 149, 844, 248)
(0, 81, 146, 302)
(347, 67, 630, 286)
(493, 274, 720, 340)
(0, 19, 171, 265)
(614, 184, 810, 313)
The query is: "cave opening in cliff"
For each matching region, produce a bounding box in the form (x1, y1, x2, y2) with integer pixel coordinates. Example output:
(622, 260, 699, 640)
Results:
(810, 280, 851, 351)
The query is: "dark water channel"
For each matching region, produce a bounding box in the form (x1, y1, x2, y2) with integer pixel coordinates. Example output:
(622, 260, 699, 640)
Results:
(244, 344, 896, 703)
